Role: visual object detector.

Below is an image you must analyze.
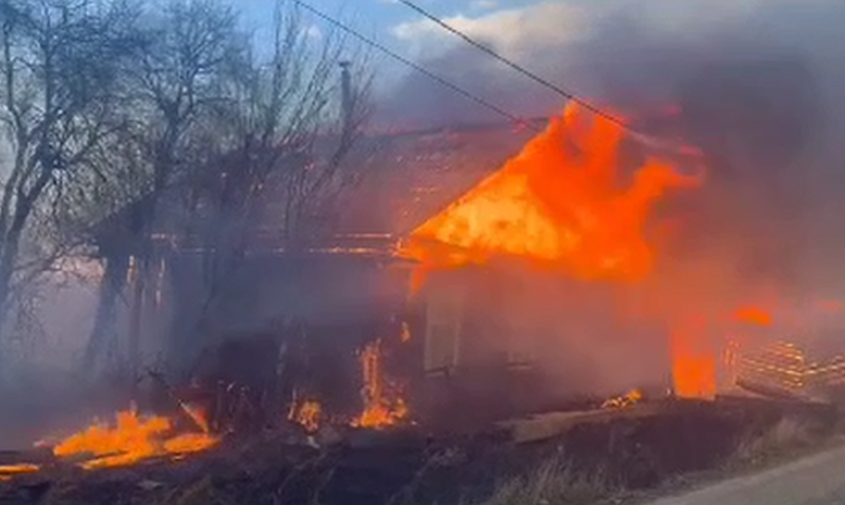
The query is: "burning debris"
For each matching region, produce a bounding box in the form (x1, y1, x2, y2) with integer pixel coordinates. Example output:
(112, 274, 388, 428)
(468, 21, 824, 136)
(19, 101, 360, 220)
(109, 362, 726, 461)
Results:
(601, 389, 643, 409)
(716, 297, 845, 400)
(732, 340, 845, 401)
(288, 397, 323, 433)
(736, 341, 806, 394)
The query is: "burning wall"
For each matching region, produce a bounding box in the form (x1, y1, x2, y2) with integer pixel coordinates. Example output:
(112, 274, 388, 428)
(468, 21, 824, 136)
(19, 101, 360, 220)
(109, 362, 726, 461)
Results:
(398, 91, 845, 405)
(418, 263, 674, 404)
(400, 101, 712, 401)
(382, 2, 845, 403)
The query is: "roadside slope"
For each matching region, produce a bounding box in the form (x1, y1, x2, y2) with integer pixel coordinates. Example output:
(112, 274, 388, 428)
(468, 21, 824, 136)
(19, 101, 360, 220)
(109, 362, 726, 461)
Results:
(649, 443, 845, 505)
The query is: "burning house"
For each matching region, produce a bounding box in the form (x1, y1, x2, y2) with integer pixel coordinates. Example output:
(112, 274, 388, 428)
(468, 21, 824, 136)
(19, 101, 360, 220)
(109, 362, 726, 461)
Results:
(86, 112, 546, 429)
(8, 2, 845, 498)
(84, 97, 720, 436)
(22, 95, 838, 482)
(398, 102, 709, 425)
(82, 52, 845, 437)
(6, 88, 845, 504)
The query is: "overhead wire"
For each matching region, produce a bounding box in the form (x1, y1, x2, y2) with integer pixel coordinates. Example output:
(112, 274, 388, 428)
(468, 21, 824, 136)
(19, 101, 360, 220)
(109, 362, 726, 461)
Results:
(293, 0, 543, 131)
(394, 0, 630, 129)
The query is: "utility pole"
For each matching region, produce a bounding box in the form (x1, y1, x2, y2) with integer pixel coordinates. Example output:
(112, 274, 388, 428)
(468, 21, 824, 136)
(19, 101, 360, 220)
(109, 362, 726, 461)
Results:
(339, 61, 353, 130)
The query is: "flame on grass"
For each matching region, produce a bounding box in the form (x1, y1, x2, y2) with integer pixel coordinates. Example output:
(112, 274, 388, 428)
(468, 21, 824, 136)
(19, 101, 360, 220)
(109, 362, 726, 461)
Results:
(52, 404, 218, 470)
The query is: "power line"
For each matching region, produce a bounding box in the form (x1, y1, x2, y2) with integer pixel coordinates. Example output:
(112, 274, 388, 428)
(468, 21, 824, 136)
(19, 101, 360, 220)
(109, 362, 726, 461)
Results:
(294, 1, 541, 131)
(395, 0, 629, 129)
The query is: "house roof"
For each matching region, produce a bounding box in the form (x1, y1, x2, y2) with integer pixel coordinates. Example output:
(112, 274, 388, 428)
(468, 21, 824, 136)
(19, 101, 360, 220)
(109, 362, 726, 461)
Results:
(218, 119, 544, 252)
(309, 119, 543, 237)
(90, 119, 545, 256)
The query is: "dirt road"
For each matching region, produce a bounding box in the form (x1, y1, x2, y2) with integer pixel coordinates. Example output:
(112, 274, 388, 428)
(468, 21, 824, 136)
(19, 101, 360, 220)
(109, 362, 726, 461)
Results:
(649, 443, 845, 505)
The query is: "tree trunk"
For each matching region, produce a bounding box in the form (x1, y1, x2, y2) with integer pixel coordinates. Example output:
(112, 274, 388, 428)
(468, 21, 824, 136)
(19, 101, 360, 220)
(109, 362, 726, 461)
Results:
(127, 255, 148, 397)
(0, 222, 27, 379)
(82, 253, 130, 374)
(0, 289, 9, 381)
(166, 255, 204, 375)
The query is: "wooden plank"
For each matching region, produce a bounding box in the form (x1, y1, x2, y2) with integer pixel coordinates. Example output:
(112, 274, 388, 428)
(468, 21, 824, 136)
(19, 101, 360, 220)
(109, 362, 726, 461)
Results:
(497, 403, 665, 444)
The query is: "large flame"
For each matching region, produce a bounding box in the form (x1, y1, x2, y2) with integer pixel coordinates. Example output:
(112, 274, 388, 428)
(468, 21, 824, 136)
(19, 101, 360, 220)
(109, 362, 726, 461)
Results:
(400, 101, 702, 281)
(51, 405, 218, 470)
(400, 101, 708, 398)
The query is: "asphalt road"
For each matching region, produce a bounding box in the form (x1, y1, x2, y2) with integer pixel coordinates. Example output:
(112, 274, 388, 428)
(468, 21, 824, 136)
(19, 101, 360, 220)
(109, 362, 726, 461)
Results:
(649, 443, 845, 505)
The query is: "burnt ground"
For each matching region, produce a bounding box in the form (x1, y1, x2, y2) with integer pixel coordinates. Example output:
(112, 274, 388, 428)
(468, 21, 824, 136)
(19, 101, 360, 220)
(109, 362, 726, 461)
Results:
(0, 397, 839, 505)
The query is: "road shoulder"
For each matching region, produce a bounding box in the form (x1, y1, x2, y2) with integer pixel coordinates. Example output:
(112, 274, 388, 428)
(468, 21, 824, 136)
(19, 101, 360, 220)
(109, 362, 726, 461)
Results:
(639, 440, 845, 505)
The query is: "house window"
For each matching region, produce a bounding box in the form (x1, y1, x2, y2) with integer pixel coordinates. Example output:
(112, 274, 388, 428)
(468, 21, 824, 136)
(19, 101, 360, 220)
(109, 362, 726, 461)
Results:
(423, 278, 465, 375)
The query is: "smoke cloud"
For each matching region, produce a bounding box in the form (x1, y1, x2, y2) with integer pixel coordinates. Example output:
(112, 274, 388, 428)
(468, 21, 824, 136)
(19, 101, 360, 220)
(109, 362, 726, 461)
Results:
(381, 0, 845, 289)
(381, 0, 845, 395)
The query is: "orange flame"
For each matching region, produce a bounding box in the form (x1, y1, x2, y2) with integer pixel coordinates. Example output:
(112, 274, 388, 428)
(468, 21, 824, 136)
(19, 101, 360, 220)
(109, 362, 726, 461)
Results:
(352, 340, 409, 429)
(671, 313, 717, 399)
(601, 389, 643, 409)
(400, 101, 702, 283)
(400, 101, 708, 398)
(0, 463, 40, 474)
(51, 404, 218, 470)
(0, 463, 40, 481)
(288, 399, 323, 433)
(733, 306, 774, 327)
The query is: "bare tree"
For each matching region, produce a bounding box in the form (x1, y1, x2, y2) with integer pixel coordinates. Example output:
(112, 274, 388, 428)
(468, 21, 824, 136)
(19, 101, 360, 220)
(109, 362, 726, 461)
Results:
(80, 0, 243, 377)
(167, 2, 373, 366)
(0, 0, 144, 371)
(73, 0, 373, 378)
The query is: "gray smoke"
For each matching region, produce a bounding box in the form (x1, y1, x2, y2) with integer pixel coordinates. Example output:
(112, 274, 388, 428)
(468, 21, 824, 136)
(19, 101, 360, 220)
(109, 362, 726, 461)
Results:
(574, 1, 845, 295)
(375, 42, 560, 128)
(377, 1, 845, 391)
(379, 0, 845, 293)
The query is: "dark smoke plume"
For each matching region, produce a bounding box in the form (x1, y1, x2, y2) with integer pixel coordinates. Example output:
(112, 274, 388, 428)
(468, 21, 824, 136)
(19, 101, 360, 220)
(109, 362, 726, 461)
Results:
(572, 1, 845, 294)
(378, 1, 845, 393)
(379, 0, 845, 292)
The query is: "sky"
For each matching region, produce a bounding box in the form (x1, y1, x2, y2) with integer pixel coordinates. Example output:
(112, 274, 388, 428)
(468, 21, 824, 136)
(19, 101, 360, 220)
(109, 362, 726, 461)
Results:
(238, 0, 582, 89)
(237, 0, 767, 76)
(233, 0, 844, 132)
(240, 0, 543, 48)
(237, 0, 600, 127)
(235, 1, 773, 118)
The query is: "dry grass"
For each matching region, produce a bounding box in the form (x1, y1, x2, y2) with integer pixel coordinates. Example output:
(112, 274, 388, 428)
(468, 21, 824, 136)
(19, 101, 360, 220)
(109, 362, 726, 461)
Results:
(465, 457, 616, 505)
(731, 416, 819, 467)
